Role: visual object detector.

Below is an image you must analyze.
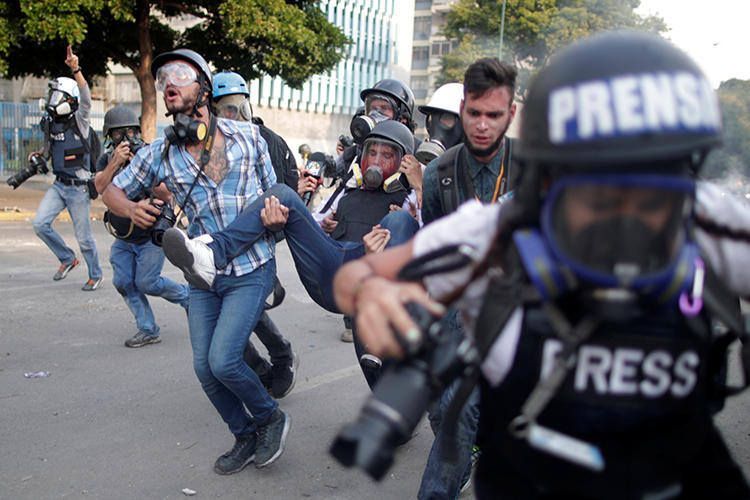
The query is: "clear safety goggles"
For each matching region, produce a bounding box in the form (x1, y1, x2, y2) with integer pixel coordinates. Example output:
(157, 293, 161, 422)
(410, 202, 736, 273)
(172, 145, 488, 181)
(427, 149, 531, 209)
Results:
(540, 174, 694, 287)
(47, 90, 72, 108)
(214, 95, 248, 120)
(155, 62, 198, 92)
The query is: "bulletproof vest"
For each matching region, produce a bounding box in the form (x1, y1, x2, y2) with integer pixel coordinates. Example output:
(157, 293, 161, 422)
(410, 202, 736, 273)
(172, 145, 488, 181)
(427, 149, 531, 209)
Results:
(477, 302, 720, 498)
(49, 119, 90, 179)
(331, 188, 408, 242)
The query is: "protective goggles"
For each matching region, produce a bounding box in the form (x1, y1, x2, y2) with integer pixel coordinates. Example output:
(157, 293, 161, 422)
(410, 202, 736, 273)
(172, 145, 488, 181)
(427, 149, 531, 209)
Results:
(214, 95, 249, 120)
(540, 174, 695, 288)
(109, 127, 139, 143)
(155, 62, 198, 92)
(47, 90, 73, 108)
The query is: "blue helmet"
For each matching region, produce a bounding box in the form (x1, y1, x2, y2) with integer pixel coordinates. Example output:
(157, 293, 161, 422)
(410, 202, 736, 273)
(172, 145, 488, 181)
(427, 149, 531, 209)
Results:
(213, 72, 250, 99)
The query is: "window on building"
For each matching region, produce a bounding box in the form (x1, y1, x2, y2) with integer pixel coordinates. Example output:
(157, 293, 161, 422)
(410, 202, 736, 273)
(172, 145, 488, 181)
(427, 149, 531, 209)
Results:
(412, 46, 429, 70)
(431, 41, 454, 57)
(414, 16, 432, 40)
(415, 0, 432, 10)
(411, 76, 429, 99)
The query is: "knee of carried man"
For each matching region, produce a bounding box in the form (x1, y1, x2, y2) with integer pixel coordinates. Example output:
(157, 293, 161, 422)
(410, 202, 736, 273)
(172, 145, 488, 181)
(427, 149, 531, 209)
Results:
(265, 183, 297, 203)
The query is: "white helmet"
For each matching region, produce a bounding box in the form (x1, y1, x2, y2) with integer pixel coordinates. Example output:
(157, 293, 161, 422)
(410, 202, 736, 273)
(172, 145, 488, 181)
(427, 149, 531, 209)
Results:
(46, 77, 80, 118)
(418, 82, 463, 117)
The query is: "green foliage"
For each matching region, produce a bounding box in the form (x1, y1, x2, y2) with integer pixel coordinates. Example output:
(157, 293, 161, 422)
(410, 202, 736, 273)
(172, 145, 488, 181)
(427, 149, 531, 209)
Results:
(0, 0, 350, 87)
(439, 0, 666, 97)
(703, 79, 750, 179)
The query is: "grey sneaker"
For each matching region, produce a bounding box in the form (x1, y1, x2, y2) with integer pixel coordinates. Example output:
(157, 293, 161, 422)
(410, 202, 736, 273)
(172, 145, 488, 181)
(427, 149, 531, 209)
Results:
(340, 328, 353, 343)
(53, 259, 79, 281)
(255, 409, 290, 468)
(124, 331, 161, 348)
(162, 228, 216, 290)
(81, 277, 103, 291)
(214, 434, 256, 475)
(271, 352, 299, 399)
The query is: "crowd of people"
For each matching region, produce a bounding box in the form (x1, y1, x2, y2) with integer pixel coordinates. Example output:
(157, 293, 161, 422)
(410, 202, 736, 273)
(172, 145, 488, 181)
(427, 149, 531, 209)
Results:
(22, 32, 750, 499)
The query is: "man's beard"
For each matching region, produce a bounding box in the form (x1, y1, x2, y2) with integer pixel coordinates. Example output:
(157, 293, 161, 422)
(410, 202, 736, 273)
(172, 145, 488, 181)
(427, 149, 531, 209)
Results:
(464, 121, 510, 160)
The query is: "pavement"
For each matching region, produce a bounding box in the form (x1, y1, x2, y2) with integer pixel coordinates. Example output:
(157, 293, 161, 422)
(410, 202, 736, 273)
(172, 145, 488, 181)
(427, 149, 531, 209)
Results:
(0, 174, 108, 222)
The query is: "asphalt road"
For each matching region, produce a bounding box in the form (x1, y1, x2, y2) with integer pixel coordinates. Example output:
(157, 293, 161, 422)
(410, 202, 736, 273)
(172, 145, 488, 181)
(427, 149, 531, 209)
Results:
(1, 217, 749, 500)
(0, 219, 437, 500)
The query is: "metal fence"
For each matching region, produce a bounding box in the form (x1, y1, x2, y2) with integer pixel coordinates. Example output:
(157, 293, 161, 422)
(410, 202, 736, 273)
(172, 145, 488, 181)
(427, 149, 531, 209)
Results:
(0, 102, 104, 176)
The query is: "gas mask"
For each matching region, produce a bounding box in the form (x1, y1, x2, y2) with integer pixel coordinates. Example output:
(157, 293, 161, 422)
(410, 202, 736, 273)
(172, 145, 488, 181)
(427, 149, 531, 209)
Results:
(164, 113, 207, 144)
(415, 111, 463, 164)
(350, 109, 390, 145)
(352, 138, 407, 193)
(513, 174, 699, 314)
(45, 90, 78, 120)
(214, 94, 253, 122)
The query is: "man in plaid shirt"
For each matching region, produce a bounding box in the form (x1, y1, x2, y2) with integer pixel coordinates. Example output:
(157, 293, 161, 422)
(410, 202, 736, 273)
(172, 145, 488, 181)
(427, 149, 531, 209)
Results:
(103, 49, 289, 476)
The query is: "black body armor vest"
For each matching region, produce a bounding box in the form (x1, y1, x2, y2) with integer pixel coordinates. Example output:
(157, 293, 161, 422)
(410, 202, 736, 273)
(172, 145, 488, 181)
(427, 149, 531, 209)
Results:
(331, 188, 408, 242)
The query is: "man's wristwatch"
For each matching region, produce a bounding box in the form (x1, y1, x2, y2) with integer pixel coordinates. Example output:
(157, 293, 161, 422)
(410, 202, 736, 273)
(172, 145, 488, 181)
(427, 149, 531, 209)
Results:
(71, 67, 81, 74)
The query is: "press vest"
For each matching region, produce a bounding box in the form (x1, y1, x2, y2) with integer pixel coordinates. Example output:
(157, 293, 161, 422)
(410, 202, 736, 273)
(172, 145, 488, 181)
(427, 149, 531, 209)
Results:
(331, 188, 408, 242)
(476, 302, 720, 498)
(49, 119, 90, 179)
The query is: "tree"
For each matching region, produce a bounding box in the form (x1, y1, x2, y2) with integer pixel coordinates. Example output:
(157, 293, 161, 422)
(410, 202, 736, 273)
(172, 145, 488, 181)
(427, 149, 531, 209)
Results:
(702, 79, 750, 180)
(0, 0, 350, 141)
(437, 0, 666, 97)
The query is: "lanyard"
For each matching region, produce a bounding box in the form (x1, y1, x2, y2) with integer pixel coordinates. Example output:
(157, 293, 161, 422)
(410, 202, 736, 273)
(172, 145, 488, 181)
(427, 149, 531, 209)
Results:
(463, 144, 506, 204)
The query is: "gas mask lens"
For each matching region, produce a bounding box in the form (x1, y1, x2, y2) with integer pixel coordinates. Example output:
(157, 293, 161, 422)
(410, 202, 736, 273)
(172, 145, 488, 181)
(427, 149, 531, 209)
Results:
(110, 127, 138, 144)
(155, 62, 198, 92)
(542, 175, 693, 282)
(216, 104, 240, 120)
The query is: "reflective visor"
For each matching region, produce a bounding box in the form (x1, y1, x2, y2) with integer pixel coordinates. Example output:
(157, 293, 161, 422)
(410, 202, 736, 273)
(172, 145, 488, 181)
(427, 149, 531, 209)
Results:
(155, 62, 198, 92)
(47, 90, 69, 107)
(540, 174, 694, 287)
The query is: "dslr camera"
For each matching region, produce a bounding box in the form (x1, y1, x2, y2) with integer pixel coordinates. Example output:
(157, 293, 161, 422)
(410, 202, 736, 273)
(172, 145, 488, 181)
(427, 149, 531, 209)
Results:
(330, 303, 476, 480)
(6, 154, 49, 189)
(149, 202, 177, 246)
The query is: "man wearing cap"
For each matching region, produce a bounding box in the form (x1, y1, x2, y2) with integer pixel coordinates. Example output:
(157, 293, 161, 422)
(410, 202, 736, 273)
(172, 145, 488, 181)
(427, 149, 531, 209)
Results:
(102, 49, 289, 475)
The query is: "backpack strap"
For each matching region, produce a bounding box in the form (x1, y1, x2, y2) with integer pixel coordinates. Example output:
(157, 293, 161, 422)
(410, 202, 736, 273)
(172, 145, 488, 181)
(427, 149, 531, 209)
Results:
(436, 145, 462, 215)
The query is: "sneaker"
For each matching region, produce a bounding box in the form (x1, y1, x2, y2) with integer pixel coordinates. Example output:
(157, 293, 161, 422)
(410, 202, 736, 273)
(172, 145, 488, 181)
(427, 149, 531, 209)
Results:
(82, 277, 103, 291)
(214, 434, 257, 475)
(255, 409, 290, 468)
(271, 352, 299, 399)
(359, 353, 382, 373)
(162, 228, 216, 290)
(53, 259, 79, 281)
(124, 331, 162, 348)
(340, 328, 353, 343)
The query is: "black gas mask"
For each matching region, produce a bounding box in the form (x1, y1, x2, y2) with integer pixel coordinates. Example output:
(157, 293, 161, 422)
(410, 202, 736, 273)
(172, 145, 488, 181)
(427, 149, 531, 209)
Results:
(351, 109, 390, 145)
(165, 113, 207, 144)
(415, 111, 463, 164)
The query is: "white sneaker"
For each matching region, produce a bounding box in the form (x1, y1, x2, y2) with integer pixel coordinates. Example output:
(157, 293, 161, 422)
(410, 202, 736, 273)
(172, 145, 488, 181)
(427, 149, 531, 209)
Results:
(162, 228, 216, 290)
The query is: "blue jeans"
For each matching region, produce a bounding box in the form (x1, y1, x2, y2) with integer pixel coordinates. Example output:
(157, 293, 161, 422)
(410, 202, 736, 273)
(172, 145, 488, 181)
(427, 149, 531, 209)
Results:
(419, 310, 480, 500)
(188, 262, 278, 436)
(33, 180, 102, 279)
(110, 238, 189, 337)
(210, 184, 420, 313)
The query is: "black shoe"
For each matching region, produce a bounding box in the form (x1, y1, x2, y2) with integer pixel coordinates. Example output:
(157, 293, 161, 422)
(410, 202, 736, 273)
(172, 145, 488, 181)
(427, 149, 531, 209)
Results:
(271, 352, 299, 399)
(255, 409, 290, 468)
(214, 434, 257, 475)
(124, 331, 161, 348)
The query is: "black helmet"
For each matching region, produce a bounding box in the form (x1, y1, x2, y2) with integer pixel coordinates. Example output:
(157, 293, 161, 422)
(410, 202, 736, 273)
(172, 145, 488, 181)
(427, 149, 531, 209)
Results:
(366, 120, 415, 156)
(519, 31, 721, 172)
(151, 49, 213, 85)
(103, 106, 140, 137)
(360, 79, 415, 123)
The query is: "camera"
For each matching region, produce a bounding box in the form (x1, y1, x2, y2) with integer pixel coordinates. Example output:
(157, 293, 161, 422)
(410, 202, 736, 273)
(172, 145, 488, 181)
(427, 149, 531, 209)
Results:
(150, 202, 177, 246)
(127, 137, 146, 155)
(330, 303, 475, 480)
(6, 154, 49, 189)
